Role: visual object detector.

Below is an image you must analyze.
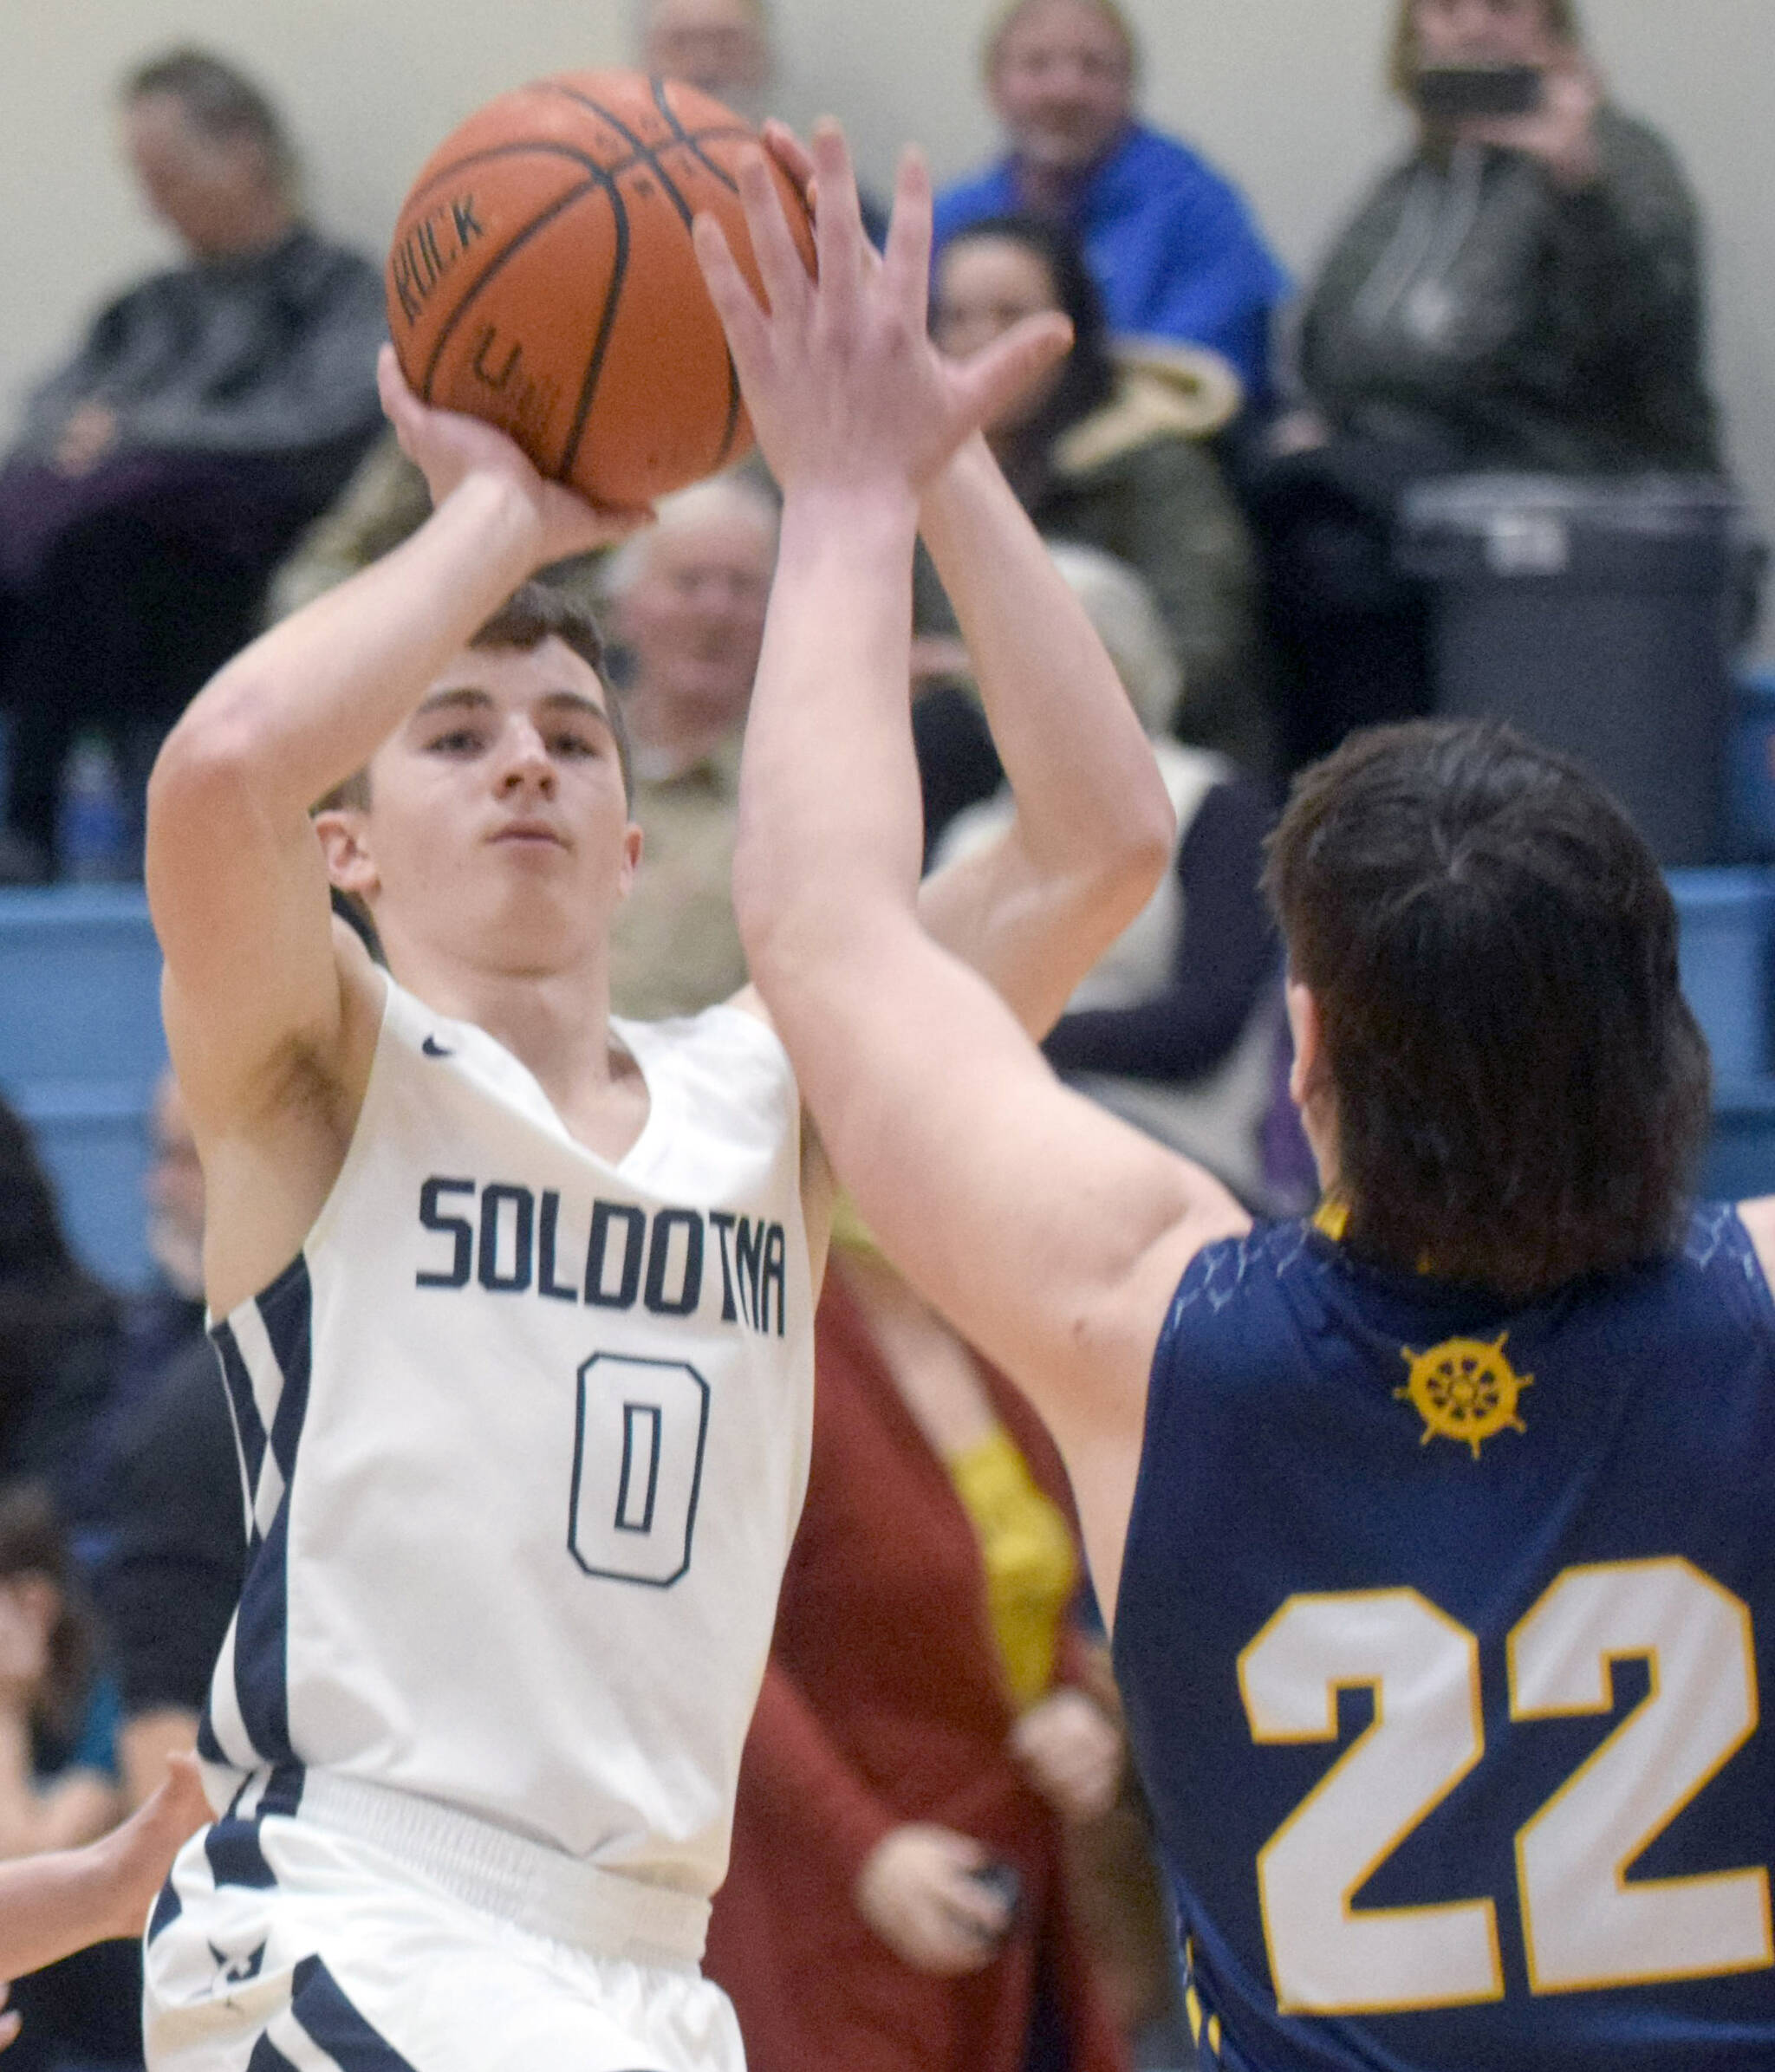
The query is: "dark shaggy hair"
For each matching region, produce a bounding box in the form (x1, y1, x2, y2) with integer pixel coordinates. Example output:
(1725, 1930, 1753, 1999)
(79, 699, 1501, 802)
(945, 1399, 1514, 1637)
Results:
(1265, 720, 1709, 1301)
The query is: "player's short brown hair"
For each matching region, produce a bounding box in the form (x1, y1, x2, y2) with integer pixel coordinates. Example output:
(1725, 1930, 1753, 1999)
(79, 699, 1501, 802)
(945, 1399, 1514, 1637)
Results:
(1388, 0, 1584, 100)
(314, 582, 629, 815)
(1265, 721, 1708, 1301)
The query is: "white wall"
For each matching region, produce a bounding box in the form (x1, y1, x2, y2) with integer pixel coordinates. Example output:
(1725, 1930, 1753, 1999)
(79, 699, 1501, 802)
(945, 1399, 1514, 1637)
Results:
(3, 0, 1770, 646)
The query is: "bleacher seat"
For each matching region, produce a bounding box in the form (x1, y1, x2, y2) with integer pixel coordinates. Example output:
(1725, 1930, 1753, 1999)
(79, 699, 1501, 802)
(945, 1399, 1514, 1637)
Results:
(1668, 866, 1775, 1200)
(0, 886, 165, 1286)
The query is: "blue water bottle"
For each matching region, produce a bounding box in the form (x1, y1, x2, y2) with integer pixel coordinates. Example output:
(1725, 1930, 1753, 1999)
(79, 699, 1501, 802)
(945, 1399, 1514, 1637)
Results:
(57, 731, 129, 882)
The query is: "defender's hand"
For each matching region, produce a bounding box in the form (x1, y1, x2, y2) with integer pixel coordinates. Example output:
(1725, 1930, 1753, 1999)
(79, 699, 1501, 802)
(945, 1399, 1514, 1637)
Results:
(376, 346, 652, 565)
(693, 121, 1071, 499)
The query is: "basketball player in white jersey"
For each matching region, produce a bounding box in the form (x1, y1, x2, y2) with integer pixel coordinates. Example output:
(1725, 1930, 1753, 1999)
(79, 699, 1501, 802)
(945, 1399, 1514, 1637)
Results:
(135, 129, 1167, 2072)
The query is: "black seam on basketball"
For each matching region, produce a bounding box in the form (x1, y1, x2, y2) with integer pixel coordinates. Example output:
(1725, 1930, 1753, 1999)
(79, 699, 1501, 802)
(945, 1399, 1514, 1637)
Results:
(713, 351, 745, 471)
(649, 78, 744, 197)
(419, 173, 610, 401)
(533, 81, 705, 231)
(399, 133, 699, 211)
(557, 191, 632, 483)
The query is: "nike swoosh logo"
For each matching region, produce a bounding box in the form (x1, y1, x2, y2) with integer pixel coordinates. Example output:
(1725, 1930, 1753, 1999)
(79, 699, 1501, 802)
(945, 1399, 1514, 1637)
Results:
(422, 1036, 455, 1058)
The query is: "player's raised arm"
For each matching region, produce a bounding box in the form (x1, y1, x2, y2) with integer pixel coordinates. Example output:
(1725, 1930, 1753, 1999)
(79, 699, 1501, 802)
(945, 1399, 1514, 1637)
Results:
(698, 127, 1247, 1595)
(744, 125, 1174, 1038)
(146, 353, 643, 1159)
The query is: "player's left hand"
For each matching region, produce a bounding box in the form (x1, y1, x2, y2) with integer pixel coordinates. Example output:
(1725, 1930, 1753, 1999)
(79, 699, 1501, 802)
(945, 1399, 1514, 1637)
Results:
(1011, 1689, 1123, 1827)
(693, 120, 1072, 499)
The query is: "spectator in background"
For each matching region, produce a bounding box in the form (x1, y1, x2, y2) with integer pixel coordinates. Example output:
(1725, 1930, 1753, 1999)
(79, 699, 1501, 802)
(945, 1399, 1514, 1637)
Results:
(0, 48, 386, 881)
(933, 0, 1289, 405)
(935, 545, 1278, 1206)
(916, 213, 1272, 822)
(1252, 0, 1721, 770)
(705, 1210, 1128, 2072)
(88, 1073, 241, 1815)
(639, 0, 773, 122)
(599, 474, 778, 1019)
(0, 1101, 115, 1524)
(0, 1487, 137, 2072)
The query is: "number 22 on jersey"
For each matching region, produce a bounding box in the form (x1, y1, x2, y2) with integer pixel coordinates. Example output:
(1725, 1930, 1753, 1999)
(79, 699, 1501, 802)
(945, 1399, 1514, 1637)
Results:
(1237, 1558, 1772, 2014)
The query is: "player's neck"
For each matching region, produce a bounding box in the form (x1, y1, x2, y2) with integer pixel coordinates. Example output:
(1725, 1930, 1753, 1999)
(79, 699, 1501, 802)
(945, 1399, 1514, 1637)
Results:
(389, 939, 649, 1153)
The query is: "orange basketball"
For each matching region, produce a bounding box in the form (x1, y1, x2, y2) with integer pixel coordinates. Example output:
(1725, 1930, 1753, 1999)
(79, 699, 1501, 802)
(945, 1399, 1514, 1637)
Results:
(386, 70, 815, 509)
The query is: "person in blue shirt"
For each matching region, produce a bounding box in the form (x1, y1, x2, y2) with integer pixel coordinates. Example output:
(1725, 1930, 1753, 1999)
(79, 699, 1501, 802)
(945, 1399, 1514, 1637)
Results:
(933, 0, 1289, 406)
(698, 122, 1775, 2072)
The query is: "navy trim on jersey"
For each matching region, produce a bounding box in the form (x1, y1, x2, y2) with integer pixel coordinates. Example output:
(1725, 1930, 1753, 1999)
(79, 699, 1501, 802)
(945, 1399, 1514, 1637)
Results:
(235, 1500, 296, 1760)
(146, 1879, 181, 1943)
(196, 1706, 225, 1763)
(290, 1955, 420, 2072)
(260, 1257, 315, 1483)
(204, 1817, 276, 1892)
(213, 1257, 316, 1771)
(245, 2036, 299, 2072)
(213, 1325, 267, 1518)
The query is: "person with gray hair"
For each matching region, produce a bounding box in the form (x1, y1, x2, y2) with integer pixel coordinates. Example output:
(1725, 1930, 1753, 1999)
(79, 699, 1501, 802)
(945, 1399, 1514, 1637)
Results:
(601, 472, 780, 1018)
(637, 0, 774, 124)
(933, 0, 1288, 403)
(0, 45, 385, 881)
(934, 544, 1278, 1202)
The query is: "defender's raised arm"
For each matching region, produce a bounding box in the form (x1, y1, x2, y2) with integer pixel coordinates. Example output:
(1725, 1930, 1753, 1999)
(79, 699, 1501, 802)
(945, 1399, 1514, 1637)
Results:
(699, 127, 1245, 1601)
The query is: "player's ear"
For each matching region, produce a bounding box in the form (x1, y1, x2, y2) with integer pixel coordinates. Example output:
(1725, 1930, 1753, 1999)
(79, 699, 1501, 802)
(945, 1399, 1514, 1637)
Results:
(615, 821, 643, 902)
(1285, 978, 1322, 1112)
(314, 806, 380, 904)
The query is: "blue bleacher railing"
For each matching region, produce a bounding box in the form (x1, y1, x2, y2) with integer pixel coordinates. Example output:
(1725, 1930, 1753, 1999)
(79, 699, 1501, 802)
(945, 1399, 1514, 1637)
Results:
(0, 886, 166, 1287)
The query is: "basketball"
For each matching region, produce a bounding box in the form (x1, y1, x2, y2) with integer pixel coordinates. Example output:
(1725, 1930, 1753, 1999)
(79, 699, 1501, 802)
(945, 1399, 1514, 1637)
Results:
(385, 70, 816, 509)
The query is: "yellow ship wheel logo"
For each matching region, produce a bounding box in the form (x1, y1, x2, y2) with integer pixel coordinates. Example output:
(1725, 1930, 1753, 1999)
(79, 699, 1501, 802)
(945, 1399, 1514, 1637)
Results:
(1395, 1334, 1532, 1460)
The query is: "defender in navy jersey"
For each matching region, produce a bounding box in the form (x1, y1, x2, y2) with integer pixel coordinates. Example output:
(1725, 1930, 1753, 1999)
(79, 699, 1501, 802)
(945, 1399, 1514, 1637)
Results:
(138, 123, 1156, 2072)
(702, 125, 1775, 2072)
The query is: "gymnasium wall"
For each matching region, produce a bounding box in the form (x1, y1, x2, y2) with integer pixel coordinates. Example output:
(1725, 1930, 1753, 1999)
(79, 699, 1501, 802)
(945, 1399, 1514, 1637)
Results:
(3, 0, 1770, 652)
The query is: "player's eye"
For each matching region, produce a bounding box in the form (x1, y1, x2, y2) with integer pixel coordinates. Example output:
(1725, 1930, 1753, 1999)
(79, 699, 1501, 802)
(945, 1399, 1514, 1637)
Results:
(550, 729, 601, 759)
(428, 726, 485, 755)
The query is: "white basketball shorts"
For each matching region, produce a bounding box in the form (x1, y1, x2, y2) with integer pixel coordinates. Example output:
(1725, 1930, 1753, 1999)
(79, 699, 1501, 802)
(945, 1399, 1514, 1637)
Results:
(144, 1775, 745, 2072)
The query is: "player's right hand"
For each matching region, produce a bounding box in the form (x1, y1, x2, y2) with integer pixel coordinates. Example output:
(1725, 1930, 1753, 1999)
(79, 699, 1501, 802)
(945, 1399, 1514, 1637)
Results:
(375, 345, 653, 567)
(854, 1822, 1013, 1976)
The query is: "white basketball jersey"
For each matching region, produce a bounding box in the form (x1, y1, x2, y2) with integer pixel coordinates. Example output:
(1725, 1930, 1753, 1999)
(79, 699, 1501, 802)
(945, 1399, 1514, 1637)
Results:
(198, 975, 813, 1900)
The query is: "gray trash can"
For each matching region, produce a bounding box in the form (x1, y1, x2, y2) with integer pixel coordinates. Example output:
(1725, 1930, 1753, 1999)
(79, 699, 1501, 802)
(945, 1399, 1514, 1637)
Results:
(1398, 474, 1739, 863)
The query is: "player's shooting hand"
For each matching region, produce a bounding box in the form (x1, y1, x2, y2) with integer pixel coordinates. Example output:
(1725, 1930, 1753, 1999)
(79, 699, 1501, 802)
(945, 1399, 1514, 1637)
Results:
(694, 121, 1071, 500)
(1011, 1688, 1123, 1827)
(96, 1750, 211, 1942)
(375, 345, 653, 566)
(855, 1823, 1013, 1976)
